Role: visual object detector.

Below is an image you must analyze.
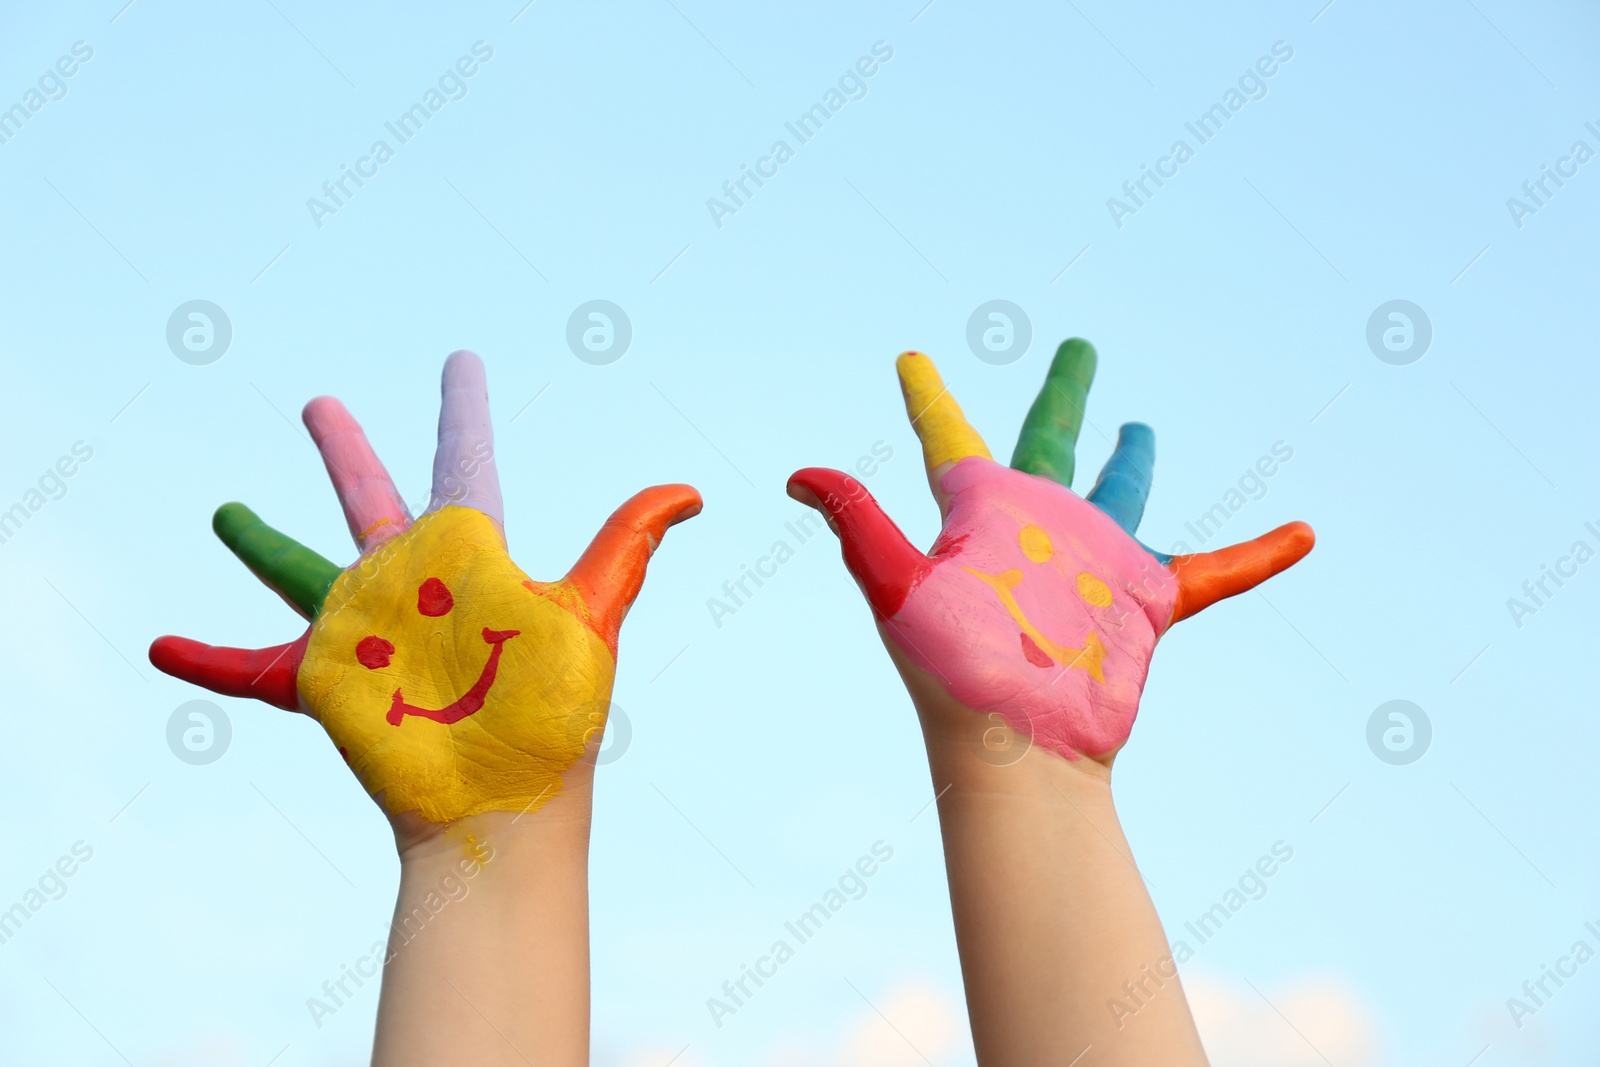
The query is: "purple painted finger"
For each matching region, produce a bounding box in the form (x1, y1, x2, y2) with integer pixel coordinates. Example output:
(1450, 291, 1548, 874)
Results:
(427, 350, 503, 525)
(302, 396, 412, 552)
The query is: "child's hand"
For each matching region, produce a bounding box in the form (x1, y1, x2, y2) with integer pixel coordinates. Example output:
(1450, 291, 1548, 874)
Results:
(788, 340, 1311, 765)
(150, 351, 700, 831)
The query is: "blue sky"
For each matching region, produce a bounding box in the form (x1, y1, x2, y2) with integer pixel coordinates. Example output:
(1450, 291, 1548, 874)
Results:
(1, 1, 1596, 1064)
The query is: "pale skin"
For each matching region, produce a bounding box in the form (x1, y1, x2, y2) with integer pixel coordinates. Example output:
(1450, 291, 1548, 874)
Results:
(788, 340, 1314, 1065)
(150, 352, 700, 1066)
(373, 780, 597, 1066)
(900, 645, 1205, 1064)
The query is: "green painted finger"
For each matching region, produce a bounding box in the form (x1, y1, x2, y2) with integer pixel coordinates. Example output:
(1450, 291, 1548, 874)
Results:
(1010, 338, 1098, 488)
(213, 502, 341, 619)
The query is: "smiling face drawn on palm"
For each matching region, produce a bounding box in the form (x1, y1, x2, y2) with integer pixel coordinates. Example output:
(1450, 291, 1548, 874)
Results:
(150, 352, 701, 824)
(788, 341, 1314, 763)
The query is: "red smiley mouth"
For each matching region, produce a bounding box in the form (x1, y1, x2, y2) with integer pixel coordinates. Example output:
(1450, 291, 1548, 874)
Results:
(385, 627, 521, 727)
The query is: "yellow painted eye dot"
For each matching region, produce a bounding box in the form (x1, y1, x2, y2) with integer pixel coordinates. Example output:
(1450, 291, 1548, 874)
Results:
(1019, 524, 1053, 563)
(1076, 572, 1114, 608)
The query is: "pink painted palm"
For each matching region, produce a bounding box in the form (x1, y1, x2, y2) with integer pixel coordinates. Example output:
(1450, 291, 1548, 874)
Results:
(788, 342, 1314, 764)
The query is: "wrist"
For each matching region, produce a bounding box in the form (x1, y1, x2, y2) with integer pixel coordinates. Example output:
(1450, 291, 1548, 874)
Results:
(920, 706, 1117, 811)
(374, 784, 595, 1067)
(393, 769, 596, 873)
(890, 657, 1116, 799)
(882, 625, 1124, 793)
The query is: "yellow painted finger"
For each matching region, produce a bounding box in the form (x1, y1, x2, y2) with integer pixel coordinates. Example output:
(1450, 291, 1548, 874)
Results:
(896, 351, 991, 475)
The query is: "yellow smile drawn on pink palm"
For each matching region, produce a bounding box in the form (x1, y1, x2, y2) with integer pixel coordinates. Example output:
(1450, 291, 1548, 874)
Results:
(961, 523, 1110, 683)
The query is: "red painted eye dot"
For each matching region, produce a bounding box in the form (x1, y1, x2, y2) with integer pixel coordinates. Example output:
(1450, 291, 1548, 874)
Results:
(356, 636, 395, 669)
(418, 576, 454, 617)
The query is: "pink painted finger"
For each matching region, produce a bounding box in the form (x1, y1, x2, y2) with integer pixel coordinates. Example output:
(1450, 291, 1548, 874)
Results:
(303, 396, 412, 552)
(427, 350, 503, 525)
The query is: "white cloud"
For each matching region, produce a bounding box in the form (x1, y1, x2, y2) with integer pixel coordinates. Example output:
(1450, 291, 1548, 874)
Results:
(1187, 971, 1381, 1067)
(838, 981, 968, 1067)
(615, 1048, 710, 1067)
(644, 979, 970, 1067)
(619, 973, 1377, 1067)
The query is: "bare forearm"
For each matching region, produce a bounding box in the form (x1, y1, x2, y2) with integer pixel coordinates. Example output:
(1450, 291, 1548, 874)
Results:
(371, 803, 594, 1067)
(789, 342, 1308, 1064)
(911, 674, 1207, 1065)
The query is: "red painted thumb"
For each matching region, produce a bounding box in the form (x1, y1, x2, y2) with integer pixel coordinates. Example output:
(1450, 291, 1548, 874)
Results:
(787, 467, 930, 619)
(149, 631, 309, 712)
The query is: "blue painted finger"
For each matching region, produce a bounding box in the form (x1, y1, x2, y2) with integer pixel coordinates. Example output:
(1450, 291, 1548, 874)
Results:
(1086, 422, 1155, 535)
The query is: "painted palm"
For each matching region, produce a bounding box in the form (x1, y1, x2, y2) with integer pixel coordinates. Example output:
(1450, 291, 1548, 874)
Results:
(788, 341, 1313, 763)
(150, 352, 701, 823)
